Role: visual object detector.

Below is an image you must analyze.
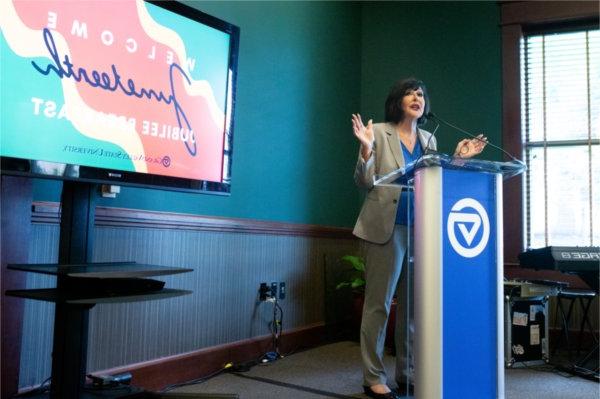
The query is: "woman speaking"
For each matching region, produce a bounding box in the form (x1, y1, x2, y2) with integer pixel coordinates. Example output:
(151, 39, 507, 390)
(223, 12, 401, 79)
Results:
(352, 78, 487, 399)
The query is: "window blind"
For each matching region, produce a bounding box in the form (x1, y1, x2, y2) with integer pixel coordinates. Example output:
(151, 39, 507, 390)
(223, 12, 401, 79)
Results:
(521, 28, 599, 248)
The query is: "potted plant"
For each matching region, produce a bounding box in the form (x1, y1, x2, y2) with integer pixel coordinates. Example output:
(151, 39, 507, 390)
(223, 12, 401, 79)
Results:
(334, 255, 366, 337)
(335, 255, 366, 292)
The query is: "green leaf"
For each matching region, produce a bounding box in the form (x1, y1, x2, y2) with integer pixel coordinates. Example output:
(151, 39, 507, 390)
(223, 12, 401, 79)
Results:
(341, 255, 365, 272)
(350, 278, 365, 289)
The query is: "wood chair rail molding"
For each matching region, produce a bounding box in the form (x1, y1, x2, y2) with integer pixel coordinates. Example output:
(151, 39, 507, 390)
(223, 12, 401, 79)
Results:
(31, 201, 356, 239)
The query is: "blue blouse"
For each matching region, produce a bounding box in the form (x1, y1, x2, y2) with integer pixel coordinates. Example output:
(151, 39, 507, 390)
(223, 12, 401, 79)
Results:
(395, 140, 422, 225)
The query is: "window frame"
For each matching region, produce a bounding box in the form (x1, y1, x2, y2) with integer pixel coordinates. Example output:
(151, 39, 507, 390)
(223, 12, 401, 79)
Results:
(500, 0, 599, 264)
(521, 26, 599, 248)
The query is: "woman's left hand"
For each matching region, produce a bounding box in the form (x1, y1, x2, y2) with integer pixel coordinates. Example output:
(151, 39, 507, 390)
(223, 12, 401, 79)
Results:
(454, 134, 488, 158)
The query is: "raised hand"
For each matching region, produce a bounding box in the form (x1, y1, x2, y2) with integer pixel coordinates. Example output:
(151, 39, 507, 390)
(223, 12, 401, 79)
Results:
(454, 134, 488, 158)
(352, 114, 374, 160)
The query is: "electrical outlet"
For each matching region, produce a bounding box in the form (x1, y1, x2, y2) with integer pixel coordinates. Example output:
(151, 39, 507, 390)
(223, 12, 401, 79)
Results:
(270, 282, 278, 299)
(259, 282, 269, 301)
(279, 282, 286, 300)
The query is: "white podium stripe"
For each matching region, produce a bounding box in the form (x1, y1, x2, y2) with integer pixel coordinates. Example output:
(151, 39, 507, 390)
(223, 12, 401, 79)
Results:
(414, 166, 443, 399)
(496, 174, 505, 399)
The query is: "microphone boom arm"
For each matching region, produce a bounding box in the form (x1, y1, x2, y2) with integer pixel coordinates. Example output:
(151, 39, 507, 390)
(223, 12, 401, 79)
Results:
(426, 112, 521, 162)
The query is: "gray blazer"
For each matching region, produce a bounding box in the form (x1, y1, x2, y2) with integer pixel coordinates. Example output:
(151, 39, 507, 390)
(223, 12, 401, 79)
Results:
(352, 122, 437, 244)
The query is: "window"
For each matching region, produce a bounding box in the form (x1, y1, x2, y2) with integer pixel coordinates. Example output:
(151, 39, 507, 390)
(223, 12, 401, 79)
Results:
(521, 28, 599, 248)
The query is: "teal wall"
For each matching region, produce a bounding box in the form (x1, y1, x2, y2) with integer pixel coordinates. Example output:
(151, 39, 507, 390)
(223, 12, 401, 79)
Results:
(360, 2, 502, 158)
(33, 1, 502, 226)
(34, 1, 363, 226)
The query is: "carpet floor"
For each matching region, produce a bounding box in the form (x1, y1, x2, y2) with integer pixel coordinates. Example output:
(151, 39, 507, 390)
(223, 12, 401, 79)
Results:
(167, 341, 599, 399)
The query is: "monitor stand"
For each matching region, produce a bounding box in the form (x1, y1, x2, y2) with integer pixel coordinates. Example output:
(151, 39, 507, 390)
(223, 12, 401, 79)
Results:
(52, 180, 99, 398)
(6, 180, 215, 398)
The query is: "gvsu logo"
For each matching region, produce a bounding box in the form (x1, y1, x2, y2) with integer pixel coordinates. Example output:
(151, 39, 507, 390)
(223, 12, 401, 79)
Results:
(447, 198, 490, 258)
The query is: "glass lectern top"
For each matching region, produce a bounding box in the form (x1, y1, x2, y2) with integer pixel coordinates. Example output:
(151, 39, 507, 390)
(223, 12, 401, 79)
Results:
(374, 153, 526, 187)
(8, 262, 193, 278)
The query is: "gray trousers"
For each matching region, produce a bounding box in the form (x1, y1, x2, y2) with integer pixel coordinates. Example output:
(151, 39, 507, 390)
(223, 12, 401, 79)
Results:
(360, 225, 414, 387)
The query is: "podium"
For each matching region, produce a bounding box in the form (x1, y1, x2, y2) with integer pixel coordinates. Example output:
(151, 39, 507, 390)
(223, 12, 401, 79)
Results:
(375, 154, 525, 399)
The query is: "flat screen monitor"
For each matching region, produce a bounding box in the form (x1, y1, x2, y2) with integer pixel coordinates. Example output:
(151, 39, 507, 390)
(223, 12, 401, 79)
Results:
(1, 0, 239, 194)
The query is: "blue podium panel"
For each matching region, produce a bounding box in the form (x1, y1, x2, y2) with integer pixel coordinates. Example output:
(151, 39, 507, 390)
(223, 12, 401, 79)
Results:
(442, 169, 498, 398)
(383, 155, 517, 399)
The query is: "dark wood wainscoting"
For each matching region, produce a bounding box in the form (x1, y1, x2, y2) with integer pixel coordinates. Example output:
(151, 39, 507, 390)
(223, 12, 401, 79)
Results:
(14, 202, 357, 394)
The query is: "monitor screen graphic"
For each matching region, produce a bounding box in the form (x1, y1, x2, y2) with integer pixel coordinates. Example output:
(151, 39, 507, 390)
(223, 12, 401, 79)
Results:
(1, 0, 239, 193)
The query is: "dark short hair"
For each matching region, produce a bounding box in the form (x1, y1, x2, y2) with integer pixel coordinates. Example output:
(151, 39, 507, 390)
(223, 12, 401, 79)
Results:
(384, 78, 430, 125)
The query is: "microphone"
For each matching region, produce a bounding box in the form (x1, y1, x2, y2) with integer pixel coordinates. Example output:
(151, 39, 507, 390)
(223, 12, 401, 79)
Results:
(425, 111, 521, 162)
(422, 113, 440, 155)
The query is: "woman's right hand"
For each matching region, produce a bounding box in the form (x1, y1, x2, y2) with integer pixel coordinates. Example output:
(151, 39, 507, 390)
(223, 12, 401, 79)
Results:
(352, 113, 374, 160)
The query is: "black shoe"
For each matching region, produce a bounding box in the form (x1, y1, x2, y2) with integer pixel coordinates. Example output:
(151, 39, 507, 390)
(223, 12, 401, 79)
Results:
(363, 385, 402, 399)
(393, 382, 414, 396)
